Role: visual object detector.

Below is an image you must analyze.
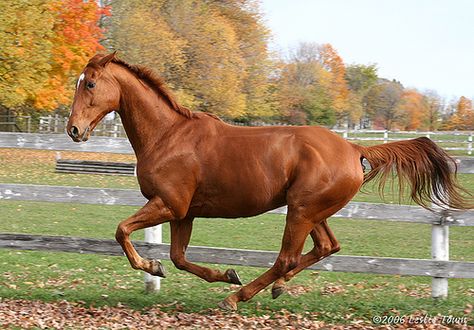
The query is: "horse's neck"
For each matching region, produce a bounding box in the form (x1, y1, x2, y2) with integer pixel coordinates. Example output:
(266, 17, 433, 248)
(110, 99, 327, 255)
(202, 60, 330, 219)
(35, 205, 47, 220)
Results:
(115, 73, 183, 157)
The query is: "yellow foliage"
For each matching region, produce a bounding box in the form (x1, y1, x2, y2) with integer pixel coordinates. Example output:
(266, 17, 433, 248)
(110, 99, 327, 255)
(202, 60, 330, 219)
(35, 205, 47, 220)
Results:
(0, 0, 54, 108)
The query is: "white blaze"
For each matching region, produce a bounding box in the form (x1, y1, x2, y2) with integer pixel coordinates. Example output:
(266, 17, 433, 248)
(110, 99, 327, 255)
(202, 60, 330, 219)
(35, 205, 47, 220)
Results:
(76, 73, 85, 90)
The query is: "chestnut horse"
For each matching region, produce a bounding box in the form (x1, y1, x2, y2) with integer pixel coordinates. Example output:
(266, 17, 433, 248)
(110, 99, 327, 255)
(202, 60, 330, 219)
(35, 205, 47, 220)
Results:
(67, 53, 470, 310)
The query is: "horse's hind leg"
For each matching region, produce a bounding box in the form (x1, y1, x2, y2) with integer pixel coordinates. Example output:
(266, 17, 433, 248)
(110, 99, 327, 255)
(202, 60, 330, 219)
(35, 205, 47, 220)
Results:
(271, 219, 340, 299)
(115, 197, 174, 277)
(170, 217, 242, 284)
(218, 205, 318, 310)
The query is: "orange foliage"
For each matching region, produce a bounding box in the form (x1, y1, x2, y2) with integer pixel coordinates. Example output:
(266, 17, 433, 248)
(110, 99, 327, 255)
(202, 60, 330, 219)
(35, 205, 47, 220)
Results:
(317, 44, 349, 114)
(444, 96, 474, 130)
(35, 0, 110, 110)
(398, 89, 428, 130)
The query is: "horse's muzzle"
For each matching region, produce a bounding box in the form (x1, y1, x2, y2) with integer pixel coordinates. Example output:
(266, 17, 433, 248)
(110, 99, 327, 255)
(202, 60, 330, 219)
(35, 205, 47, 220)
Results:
(67, 125, 90, 142)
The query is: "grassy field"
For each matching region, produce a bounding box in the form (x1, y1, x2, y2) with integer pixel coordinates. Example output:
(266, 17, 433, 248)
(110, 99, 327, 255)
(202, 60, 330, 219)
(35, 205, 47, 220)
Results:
(0, 148, 473, 325)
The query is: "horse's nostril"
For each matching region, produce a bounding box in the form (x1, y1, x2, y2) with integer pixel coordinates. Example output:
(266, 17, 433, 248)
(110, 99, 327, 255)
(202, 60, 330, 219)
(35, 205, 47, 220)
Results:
(70, 126, 79, 138)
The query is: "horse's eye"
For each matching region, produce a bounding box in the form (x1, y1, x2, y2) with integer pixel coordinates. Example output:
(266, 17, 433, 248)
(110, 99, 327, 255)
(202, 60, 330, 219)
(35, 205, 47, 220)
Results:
(86, 82, 96, 89)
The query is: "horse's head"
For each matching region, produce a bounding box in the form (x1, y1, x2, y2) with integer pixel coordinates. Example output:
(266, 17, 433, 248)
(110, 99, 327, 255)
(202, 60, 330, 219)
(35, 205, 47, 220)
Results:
(67, 52, 120, 142)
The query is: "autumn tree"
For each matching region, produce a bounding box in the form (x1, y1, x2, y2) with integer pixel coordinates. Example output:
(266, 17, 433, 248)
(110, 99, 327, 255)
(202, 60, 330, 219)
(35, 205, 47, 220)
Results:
(107, 0, 274, 120)
(365, 79, 404, 130)
(0, 0, 54, 110)
(276, 43, 338, 126)
(317, 43, 351, 122)
(443, 96, 473, 130)
(422, 90, 443, 131)
(166, 0, 248, 118)
(35, 0, 109, 110)
(0, 0, 108, 112)
(107, 0, 187, 94)
(212, 0, 277, 121)
(344, 64, 378, 128)
(397, 89, 429, 130)
(276, 59, 335, 125)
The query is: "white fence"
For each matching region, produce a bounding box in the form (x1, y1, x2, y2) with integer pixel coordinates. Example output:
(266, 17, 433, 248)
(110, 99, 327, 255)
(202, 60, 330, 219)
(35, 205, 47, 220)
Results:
(333, 129, 473, 155)
(35, 115, 474, 154)
(39, 114, 126, 137)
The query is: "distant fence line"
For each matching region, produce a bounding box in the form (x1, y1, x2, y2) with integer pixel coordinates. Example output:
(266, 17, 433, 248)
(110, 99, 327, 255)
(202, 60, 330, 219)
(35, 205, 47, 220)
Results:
(0, 115, 472, 154)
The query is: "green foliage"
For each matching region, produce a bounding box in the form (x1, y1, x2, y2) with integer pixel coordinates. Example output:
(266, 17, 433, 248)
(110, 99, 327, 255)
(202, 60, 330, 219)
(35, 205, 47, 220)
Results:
(275, 43, 347, 126)
(345, 64, 378, 93)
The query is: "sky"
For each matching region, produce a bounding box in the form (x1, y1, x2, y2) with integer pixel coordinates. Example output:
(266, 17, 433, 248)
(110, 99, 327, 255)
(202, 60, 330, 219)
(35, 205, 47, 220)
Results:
(260, 0, 473, 101)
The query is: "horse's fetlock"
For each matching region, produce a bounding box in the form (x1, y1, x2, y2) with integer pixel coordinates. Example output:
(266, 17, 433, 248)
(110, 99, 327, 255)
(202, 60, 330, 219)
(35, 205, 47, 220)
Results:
(131, 263, 141, 270)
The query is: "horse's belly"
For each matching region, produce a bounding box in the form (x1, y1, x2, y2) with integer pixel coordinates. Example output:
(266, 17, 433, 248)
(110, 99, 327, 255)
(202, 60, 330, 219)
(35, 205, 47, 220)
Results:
(188, 183, 287, 218)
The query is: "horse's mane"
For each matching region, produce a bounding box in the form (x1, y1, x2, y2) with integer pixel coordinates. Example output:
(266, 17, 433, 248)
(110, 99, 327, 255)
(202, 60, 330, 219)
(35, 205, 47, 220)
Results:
(90, 54, 198, 119)
(114, 58, 195, 119)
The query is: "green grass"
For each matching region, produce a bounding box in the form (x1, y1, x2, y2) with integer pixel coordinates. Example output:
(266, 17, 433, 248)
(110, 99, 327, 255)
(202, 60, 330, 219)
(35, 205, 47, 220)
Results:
(0, 200, 473, 323)
(0, 148, 473, 324)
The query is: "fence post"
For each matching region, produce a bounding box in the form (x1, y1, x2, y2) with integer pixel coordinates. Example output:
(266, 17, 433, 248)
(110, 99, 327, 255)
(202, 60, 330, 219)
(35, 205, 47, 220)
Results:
(383, 130, 388, 144)
(48, 115, 52, 132)
(431, 213, 449, 299)
(468, 132, 473, 156)
(54, 114, 59, 133)
(144, 225, 162, 293)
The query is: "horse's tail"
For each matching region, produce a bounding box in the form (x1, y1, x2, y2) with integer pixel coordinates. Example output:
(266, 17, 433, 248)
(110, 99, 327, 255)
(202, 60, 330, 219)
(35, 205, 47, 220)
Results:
(354, 137, 472, 210)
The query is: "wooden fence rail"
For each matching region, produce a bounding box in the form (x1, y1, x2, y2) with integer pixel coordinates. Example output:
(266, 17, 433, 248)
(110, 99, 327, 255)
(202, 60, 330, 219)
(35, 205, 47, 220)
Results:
(55, 159, 136, 176)
(0, 183, 473, 298)
(1, 132, 474, 156)
(0, 183, 473, 226)
(1, 233, 473, 279)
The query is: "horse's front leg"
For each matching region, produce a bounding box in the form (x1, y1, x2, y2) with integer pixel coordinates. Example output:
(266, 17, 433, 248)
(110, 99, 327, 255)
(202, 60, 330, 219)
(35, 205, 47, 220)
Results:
(170, 217, 242, 285)
(115, 197, 174, 277)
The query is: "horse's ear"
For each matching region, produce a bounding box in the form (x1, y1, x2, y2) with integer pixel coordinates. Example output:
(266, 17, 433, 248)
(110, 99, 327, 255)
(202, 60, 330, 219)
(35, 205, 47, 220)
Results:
(98, 51, 117, 68)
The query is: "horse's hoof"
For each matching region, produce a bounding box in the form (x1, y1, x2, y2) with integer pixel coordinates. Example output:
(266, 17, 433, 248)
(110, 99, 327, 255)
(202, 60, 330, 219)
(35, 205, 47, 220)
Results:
(271, 284, 286, 299)
(217, 298, 237, 311)
(225, 269, 242, 285)
(149, 259, 166, 278)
